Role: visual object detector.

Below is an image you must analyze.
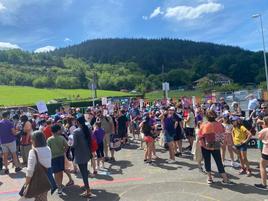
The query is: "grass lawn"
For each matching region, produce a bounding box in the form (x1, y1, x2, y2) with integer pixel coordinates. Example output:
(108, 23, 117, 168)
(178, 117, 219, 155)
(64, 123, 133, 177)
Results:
(0, 85, 130, 106)
(145, 90, 204, 100)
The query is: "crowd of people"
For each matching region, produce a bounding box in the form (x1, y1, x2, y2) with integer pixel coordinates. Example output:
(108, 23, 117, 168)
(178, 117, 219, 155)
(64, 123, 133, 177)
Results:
(0, 95, 268, 200)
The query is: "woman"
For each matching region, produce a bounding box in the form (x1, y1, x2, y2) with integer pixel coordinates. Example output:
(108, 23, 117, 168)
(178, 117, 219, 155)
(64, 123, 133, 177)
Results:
(20, 115, 33, 165)
(254, 116, 268, 190)
(198, 110, 232, 185)
(72, 116, 92, 198)
(139, 113, 154, 164)
(26, 131, 52, 201)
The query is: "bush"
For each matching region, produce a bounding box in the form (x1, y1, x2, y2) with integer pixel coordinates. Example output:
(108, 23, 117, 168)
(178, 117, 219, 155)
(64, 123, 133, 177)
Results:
(55, 76, 80, 89)
(32, 77, 53, 88)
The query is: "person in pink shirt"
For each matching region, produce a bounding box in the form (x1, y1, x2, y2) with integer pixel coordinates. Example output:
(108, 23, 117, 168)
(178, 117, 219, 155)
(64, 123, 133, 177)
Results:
(254, 116, 268, 190)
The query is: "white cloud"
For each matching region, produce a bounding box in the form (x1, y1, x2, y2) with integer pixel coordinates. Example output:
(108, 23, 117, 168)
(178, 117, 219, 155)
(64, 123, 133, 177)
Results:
(64, 37, 71, 42)
(142, 16, 148, 20)
(0, 2, 6, 12)
(0, 42, 20, 50)
(34, 45, 56, 53)
(164, 2, 224, 21)
(150, 7, 163, 19)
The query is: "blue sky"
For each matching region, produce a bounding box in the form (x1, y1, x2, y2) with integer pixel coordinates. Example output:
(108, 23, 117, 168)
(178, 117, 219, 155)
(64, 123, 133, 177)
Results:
(0, 0, 267, 52)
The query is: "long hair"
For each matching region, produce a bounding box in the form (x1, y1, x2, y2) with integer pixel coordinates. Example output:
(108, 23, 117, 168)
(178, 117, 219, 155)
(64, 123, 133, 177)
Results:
(77, 116, 91, 149)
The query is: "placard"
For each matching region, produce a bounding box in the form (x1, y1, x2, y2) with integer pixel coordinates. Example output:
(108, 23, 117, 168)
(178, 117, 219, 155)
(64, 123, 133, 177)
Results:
(36, 101, 48, 114)
(102, 97, 108, 105)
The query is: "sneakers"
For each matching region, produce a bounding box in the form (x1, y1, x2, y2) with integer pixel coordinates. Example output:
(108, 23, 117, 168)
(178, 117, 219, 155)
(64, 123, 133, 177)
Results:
(175, 152, 182, 157)
(254, 184, 267, 191)
(15, 167, 22, 172)
(231, 161, 240, 168)
(246, 170, 252, 177)
(57, 187, 63, 195)
(167, 159, 176, 164)
(207, 179, 213, 185)
(221, 180, 235, 186)
(238, 168, 246, 175)
(110, 157, 116, 162)
(4, 169, 9, 174)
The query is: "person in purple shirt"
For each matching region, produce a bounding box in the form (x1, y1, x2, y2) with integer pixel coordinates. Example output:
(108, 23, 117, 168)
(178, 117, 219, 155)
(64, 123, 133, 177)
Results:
(0, 111, 21, 174)
(93, 121, 105, 169)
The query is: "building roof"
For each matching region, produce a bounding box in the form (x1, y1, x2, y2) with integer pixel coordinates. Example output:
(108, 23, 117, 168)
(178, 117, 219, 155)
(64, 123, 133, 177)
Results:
(193, 73, 233, 84)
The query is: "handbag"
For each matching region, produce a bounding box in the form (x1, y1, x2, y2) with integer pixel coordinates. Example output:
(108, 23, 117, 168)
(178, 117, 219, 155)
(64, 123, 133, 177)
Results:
(22, 150, 51, 198)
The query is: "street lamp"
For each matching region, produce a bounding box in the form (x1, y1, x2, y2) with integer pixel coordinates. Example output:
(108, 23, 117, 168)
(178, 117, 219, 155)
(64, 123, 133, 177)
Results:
(252, 13, 268, 91)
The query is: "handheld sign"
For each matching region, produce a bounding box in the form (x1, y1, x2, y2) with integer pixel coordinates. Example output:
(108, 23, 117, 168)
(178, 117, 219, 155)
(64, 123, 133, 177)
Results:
(102, 97, 108, 105)
(36, 101, 48, 114)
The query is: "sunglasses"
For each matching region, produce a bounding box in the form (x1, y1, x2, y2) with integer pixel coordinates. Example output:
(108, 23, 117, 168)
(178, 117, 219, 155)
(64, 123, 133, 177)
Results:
(261, 107, 267, 109)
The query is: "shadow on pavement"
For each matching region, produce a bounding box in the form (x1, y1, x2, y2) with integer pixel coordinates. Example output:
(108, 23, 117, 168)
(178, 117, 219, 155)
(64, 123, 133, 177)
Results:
(105, 160, 133, 175)
(9, 171, 26, 179)
(61, 185, 120, 201)
(153, 158, 181, 170)
(122, 144, 140, 150)
(210, 182, 268, 195)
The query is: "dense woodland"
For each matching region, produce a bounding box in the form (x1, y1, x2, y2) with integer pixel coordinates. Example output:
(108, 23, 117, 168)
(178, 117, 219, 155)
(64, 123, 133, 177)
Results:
(0, 39, 266, 91)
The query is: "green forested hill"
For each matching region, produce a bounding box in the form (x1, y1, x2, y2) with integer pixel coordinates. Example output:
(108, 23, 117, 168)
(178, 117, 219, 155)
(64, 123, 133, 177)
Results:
(0, 38, 266, 91)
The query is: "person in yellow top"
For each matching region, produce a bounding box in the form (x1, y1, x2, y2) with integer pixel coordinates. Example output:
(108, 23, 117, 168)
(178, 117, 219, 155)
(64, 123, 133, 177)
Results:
(231, 116, 252, 176)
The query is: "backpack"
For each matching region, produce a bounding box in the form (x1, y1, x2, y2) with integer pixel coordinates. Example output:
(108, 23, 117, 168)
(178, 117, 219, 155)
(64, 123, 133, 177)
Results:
(142, 121, 152, 136)
(110, 134, 121, 152)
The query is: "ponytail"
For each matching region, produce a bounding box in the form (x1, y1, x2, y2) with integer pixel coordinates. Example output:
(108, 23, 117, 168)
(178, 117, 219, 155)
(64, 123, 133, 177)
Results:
(77, 116, 92, 150)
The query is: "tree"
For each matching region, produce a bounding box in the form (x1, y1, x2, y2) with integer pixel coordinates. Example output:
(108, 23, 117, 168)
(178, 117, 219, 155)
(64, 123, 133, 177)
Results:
(32, 77, 52, 88)
(55, 76, 80, 89)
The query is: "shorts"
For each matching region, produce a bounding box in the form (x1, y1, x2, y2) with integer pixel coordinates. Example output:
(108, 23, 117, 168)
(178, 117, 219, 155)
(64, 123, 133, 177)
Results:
(174, 131, 184, 141)
(96, 142, 104, 158)
(262, 153, 268, 160)
(184, 128, 195, 137)
(144, 136, 154, 143)
(235, 143, 247, 152)
(51, 156, 65, 173)
(1, 140, 16, 153)
(164, 131, 175, 143)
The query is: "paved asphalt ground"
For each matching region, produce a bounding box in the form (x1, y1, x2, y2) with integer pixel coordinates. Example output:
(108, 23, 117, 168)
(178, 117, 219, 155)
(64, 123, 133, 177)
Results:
(1, 139, 267, 201)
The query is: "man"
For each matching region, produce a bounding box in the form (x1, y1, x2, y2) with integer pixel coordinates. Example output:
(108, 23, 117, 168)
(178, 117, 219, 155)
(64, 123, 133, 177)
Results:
(161, 107, 178, 163)
(47, 124, 68, 195)
(247, 94, 259, 117)
(97, 109, 115, 161)
(0, 111, 21, 174)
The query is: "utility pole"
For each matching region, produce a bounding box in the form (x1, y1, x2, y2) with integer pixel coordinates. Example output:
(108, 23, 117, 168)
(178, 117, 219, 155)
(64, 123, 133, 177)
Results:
(162, 64, 166, 99)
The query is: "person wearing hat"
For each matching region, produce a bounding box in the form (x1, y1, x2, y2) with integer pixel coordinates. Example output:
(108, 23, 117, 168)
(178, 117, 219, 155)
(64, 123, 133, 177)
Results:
(247, 94, 259, 117)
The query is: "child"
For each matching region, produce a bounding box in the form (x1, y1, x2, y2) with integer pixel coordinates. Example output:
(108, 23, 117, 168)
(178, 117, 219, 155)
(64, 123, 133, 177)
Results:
(93, 121, 105, 169)
(221, 115, 235, 167)
(232, 116, 252, 176)
(192, 121, 204, 173)
(254, 116, 268, 190)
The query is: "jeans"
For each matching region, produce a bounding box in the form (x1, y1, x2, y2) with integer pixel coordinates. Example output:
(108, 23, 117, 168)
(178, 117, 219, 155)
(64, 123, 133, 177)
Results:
(78, 163, 89, 189)
(47, 167, 57, 191)
(201, 147, 225, 174)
